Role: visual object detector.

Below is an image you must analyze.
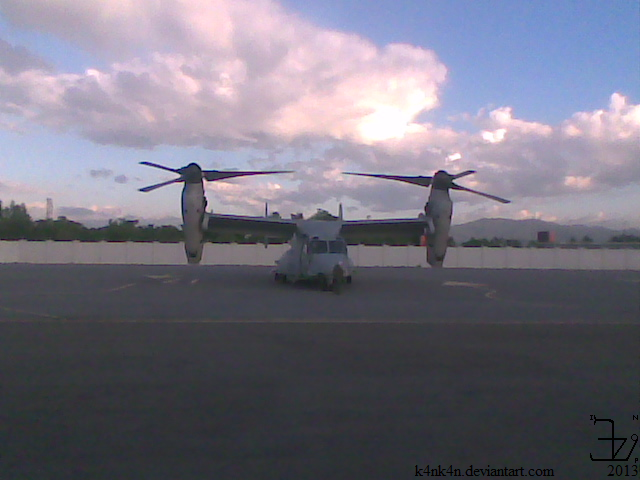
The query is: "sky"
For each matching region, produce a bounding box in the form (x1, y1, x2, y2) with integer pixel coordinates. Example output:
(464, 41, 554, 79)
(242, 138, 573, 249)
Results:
(0, 0, 638, 228)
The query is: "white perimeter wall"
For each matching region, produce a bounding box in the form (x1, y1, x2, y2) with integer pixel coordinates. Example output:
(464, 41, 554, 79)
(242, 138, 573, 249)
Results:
(0, 241, 639, 270)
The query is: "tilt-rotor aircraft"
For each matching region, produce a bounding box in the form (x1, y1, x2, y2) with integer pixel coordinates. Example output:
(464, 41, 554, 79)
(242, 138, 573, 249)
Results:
(344, 170, 511, 267)
(139, 162, 431, 292)
(139, 163, 509, 290)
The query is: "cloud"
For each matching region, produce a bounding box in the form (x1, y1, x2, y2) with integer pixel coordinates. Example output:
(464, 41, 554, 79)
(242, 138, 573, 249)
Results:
(0, 38, 52, 75)
(563, 176, 592, 190)
(0, 178, 43, 195)
(89, 168, 113, 178)
(191, 89, 639, 217)
(0, 1, 638, 224)
(56, 204, 127, 226)
(88, 168, 129, 184)
(0, 0, 446, 147)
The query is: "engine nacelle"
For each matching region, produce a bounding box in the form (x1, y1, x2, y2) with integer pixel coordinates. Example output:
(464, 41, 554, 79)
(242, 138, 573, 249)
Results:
(181, 182, 206, 264)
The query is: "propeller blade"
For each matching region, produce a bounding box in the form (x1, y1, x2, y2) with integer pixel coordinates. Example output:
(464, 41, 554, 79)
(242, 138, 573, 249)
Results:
(452, 170, 476, 180)
(139, 161, 180, 173)
(138, 178, 182, 192)
(202, 170, 292, 181)
(344, 172, 433, 188)
(451, 183, 511, 203)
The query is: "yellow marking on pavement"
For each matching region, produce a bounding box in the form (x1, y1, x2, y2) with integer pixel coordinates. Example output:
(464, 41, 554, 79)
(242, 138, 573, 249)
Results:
(190, 279, 199, 285)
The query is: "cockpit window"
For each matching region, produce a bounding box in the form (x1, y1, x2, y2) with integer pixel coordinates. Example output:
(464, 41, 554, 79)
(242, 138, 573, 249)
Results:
(308, 239, 347, 254)
(308, 240, 328, 254)
(329, 240, 347, 254)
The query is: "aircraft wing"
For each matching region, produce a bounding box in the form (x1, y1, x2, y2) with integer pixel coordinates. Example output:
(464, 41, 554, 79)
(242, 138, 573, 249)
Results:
(340, 217, 431, 243)
(205, 213, 298, 238)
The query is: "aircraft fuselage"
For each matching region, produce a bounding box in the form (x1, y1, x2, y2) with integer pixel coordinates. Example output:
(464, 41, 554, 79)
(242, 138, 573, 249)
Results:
(274, 220, 354, 288)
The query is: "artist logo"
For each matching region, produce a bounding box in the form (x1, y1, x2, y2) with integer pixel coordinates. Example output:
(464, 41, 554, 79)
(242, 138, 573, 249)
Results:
(589, 416, 638, 462)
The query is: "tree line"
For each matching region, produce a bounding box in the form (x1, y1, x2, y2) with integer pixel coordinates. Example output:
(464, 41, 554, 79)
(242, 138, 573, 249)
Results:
(1, 200, 639, 246)
(0, 201, 183, 242)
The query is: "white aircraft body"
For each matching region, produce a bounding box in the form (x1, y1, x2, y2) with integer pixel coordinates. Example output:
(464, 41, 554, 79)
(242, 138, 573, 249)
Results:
(273, 220, 353, 289)
(203, 211, 429, 291)
(139, 162, 508, 291)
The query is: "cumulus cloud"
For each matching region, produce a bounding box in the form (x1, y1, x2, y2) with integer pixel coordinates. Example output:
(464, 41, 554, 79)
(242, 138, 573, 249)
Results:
(0, 38, 52, 75)
(183, 90, 639, 218)
(372, 93, 640, 203)
(0, 0, 446, 147)
(56, 205, 129, 226)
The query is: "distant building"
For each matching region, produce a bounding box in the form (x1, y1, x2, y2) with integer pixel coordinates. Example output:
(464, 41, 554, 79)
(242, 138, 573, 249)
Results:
(46, 198, 54, 220)
(537, 231, 556, 243)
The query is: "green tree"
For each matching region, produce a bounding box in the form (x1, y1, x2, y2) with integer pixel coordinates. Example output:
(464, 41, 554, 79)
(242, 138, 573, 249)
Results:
(610, 234, 640, 243)
(462, 237, 486, 247)
(99, 219, 141, 241)
(0, 201, 34, 239)
(32, 217, 91, 241)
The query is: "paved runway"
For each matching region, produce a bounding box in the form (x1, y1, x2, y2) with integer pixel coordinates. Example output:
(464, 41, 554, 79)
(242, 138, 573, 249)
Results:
(0, 265, 638, 479)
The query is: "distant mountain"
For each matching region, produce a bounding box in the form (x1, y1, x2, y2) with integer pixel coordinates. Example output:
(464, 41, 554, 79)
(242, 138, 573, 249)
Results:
(450, 218, 640, 244)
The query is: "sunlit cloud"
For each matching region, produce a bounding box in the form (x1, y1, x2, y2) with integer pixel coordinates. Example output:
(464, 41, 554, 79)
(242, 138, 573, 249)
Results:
(0, 0, 446, 148)
(563, 176, 592, 190)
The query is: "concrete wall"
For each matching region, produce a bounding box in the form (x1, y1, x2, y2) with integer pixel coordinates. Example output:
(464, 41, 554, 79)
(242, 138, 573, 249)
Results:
(0, 241, 638, 269)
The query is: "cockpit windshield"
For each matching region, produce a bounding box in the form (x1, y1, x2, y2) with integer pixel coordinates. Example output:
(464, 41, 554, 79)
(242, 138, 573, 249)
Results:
(308, 240, 328, 254)
(329, 240, 347, 254)
(308, 239, 347, 254)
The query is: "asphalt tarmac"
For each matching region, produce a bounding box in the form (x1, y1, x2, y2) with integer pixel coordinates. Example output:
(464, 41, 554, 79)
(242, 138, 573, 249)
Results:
(0, 265, 638, 479)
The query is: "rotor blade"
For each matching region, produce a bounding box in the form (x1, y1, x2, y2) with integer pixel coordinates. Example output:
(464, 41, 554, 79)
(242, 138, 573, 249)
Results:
(139, 161, 180, 173)
(344, 172, 433, 188)
(138, 178, 183, 192)
(452, 170, 476, 180)
(202, 170, 292, 181)
(451, 184, 511, 203)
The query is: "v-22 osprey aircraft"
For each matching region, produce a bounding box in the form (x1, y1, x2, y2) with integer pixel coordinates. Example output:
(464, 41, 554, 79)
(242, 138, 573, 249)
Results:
(139, 162, 510, 291)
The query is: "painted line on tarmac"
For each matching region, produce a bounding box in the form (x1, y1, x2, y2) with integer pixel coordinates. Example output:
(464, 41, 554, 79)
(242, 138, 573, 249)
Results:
(0, 306, 64, 321)
(443, 281, 488, 288)
(106, 283, 136, 292)
(0, 317, 635, 325)
(485, 289, 499, 300)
